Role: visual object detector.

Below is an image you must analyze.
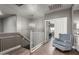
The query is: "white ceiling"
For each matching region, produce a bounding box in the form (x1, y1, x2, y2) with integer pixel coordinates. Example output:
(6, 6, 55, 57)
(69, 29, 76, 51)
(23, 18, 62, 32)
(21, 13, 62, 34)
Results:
(0, 4, 72, 18)
(17, 4, 49, 18)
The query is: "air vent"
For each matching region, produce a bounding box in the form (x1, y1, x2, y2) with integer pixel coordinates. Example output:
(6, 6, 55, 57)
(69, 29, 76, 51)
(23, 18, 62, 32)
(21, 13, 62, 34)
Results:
(48, 4, 63, 10)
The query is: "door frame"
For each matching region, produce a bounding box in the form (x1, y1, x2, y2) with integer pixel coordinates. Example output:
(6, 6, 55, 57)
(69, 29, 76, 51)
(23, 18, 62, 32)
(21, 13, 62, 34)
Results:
(44, 20, 51, 43)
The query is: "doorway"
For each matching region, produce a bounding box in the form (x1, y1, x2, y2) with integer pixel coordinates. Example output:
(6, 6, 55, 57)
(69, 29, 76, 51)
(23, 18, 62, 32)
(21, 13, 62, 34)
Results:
(44, 20, 55, 43)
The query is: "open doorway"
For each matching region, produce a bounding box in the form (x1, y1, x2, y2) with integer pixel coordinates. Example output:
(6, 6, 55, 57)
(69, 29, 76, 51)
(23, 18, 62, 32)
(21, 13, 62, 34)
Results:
(44, 20, 55, 43)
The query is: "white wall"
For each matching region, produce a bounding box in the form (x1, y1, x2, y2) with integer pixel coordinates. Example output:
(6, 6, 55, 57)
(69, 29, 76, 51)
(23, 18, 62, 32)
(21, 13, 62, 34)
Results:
(73, 11, 79, 24)
(3, 16, 17, 33)
(17, 16, 30, 39)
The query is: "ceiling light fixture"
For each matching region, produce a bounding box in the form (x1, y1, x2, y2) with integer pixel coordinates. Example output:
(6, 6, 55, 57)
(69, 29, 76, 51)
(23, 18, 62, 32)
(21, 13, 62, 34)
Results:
(16, 4, 24, 7)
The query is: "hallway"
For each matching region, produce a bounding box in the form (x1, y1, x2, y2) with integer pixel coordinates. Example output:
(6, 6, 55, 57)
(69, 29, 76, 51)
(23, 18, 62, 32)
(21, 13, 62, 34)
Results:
(1, 1, 79, 59)
(0, 4, 79, 55)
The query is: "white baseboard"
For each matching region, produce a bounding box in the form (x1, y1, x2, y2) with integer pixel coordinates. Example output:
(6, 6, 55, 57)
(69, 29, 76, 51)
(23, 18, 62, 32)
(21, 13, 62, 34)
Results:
(0, 45, 21, 55)
(30, 42, 44, 53)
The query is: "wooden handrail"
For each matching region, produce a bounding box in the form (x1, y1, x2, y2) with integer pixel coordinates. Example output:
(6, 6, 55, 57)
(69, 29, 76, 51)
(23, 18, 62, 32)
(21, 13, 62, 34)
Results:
(17, 33, 30, 42)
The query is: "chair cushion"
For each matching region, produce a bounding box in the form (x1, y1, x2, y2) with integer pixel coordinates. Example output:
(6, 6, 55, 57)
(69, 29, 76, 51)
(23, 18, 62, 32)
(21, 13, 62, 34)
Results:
(53, 39, 72, 47)
(59, 34, 71, 41)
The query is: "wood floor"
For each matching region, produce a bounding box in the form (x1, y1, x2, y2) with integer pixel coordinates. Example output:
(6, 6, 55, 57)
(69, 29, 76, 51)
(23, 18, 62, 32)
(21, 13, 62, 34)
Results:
(6, 39, 79, 55)
(31, 40, 79, 55)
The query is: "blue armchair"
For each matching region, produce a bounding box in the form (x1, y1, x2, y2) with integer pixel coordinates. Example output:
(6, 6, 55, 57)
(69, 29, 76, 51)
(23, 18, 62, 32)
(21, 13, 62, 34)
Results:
(53, 34, 73, 51)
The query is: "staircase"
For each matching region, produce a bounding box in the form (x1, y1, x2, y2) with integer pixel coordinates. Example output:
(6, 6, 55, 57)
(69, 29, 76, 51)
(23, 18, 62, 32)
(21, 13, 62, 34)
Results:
(0, 33, 30, 55)
(17, 33, 30, 49)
